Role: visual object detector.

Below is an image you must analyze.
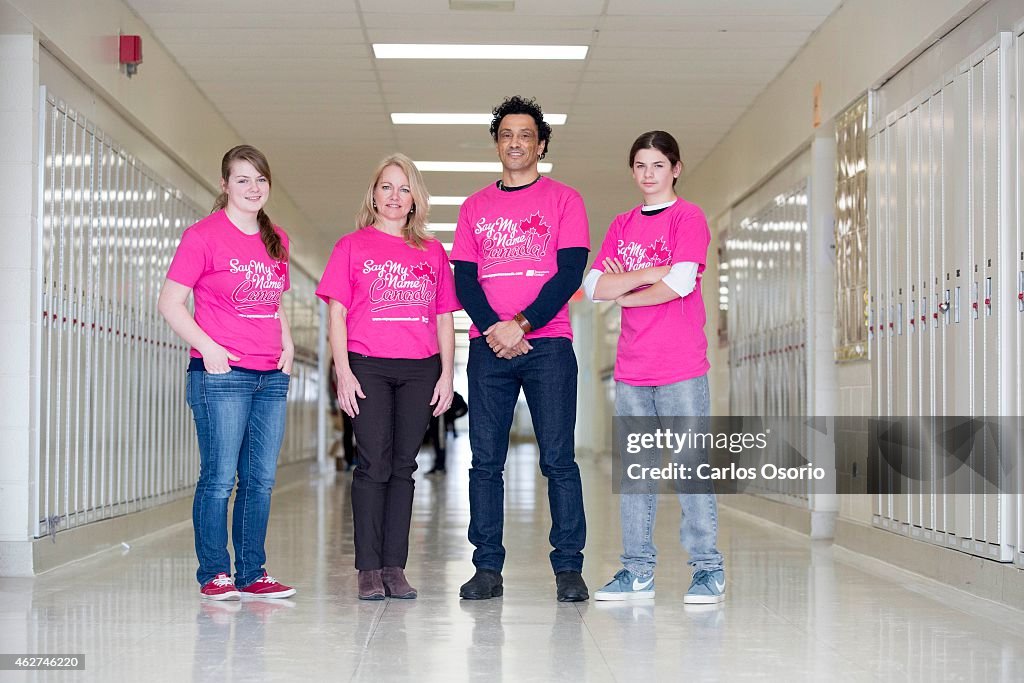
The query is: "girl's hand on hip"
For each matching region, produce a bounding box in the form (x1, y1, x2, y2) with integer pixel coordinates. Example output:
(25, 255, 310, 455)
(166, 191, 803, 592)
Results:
(200, 343, 240, 374)
(277, 344, 294, 375)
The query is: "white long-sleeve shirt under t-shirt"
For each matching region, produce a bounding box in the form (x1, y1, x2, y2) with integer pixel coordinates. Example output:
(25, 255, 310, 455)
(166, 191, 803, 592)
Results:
(584, 200, 698, 302)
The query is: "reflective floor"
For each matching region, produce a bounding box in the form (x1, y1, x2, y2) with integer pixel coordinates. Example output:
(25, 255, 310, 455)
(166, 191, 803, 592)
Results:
(3, 432, 1024, 682)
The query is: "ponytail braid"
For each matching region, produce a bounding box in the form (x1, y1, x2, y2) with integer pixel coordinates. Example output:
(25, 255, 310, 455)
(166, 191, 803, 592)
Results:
(257, 209, 286, 261)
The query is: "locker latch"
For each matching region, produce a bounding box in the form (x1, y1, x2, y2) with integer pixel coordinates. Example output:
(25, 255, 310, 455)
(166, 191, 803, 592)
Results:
(1019, 271, 1024, 312)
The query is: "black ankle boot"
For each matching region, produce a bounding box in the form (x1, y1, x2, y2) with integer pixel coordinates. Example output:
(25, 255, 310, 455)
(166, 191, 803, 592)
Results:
(459, 569, 503, 600)
(555, 571, 589, 602)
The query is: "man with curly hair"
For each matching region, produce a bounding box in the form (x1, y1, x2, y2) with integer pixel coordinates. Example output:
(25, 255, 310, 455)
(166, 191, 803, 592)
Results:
(451, 96, 590, 602)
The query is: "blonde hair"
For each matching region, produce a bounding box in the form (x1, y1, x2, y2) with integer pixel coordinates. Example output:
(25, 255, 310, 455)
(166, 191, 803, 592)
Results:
(356, 153, 432, 250)
(212, 145, 286, 261)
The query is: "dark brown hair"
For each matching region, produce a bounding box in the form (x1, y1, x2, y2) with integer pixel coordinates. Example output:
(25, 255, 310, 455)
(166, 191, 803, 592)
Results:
(212, 145, 286, 261)
(628, 131, 683, 186)
(490, 96, 553, 159)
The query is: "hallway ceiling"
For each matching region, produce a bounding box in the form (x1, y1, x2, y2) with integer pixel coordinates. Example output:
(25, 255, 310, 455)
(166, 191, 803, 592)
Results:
(125, 0, 841, 264)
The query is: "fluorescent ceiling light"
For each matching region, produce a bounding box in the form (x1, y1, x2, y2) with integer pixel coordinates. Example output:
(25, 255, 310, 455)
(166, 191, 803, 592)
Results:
(392, 113, 567, 125)
(415, 161, 553, 173)
(450, 0, 514, 10)
(429, 196, 467, 206)
(373, 44, 588, 60)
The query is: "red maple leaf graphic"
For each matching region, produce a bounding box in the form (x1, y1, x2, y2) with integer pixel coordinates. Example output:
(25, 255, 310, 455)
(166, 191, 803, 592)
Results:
(520, 212, 550, 236)
(644, 238, 671, 265)
(411, 262, 436, 284)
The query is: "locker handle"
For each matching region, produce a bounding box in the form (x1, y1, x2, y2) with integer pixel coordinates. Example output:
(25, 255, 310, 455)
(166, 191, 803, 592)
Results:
(920, 316, 926, 322)
(984, 298, 990, 306)
(938, 302, 949, 312)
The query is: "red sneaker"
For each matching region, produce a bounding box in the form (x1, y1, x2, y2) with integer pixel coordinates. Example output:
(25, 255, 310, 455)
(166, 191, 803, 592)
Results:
(239, 572, 296, 599)
(200, 572, 241, 601)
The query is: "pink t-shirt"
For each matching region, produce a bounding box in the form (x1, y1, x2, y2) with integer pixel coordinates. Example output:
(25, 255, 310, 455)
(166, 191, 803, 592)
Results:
(316, 227, 461, 359)
(166, 210, 290, 371)
(450, 177, 590, 339)
(594, 199, 711, 386)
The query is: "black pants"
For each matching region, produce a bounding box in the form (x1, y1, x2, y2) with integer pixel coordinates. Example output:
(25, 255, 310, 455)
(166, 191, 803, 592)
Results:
(349, 353, 440, 570)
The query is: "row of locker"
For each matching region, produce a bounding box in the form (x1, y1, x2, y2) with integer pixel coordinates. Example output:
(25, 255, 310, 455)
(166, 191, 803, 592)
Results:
(34, 92, 321, 538)
(726, 182, 810, 505)
(868, 33, 1023, 563)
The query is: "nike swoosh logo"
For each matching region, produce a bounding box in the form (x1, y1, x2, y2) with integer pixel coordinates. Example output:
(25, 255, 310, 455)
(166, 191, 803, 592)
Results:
(632, 577, 653, 591)
(714, 580, 725, 592)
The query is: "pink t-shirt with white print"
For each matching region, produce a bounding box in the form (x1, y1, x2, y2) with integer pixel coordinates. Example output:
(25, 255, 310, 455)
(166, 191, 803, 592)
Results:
(594, 199, 711, 386)
(316, 227, 461, 359)
(450, 177, 590, 340)
(166, 209, 290, 371)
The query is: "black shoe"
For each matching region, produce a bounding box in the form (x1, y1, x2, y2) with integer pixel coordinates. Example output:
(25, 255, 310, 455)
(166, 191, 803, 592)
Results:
(555, 571, 589, 602)
(426, 466, 446, 475)
(459, 569, 503, 600)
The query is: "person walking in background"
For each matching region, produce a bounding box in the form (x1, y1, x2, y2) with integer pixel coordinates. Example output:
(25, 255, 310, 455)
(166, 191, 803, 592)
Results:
(585, 130, 725, 604)
(159, 145, 296, 601)
(451, 96, 590, 603)
(317, 153, 460, 600)
(426, 391, 467, 475)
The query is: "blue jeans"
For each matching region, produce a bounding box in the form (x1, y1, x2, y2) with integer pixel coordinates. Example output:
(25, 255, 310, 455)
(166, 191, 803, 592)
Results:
(615, 374, 723, 576)
(186, 369, 290, 588)
(467, 337, 586, 573)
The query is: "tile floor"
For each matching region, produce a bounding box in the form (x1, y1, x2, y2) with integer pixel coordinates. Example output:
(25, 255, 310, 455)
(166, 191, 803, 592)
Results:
(2, 434, 1023, 681)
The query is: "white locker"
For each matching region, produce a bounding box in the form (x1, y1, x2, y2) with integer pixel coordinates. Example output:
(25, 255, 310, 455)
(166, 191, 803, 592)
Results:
(908, 103, 925, 533)
(869, 125, 890, 523)
(925, 92, 942, 418)
(869, 35, 1015, 562)
(1015, 25, 1024, 568)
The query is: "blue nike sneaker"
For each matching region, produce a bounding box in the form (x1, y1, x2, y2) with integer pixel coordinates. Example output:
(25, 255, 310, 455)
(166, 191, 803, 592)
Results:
(594, 568, 655, 601)
(684, 569, 725, 604)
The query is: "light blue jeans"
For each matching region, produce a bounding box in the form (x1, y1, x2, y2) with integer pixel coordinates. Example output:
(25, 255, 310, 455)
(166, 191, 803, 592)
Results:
(187, 369, 290, 588)
(615, 374, 723, 577)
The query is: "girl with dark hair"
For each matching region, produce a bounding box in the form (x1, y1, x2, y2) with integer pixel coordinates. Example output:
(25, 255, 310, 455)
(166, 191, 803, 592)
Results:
(584, 130, 725, 604)
(159, 145, 296, 601)
(317, 153, 460, 600)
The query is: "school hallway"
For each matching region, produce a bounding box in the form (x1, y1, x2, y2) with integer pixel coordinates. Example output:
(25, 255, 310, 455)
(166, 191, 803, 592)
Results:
(3, 435, 1021, 682)
(5, 1, 1024, 680)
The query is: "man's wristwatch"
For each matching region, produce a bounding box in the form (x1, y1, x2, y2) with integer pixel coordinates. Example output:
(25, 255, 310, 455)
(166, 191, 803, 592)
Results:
(513, 312, 532, 334)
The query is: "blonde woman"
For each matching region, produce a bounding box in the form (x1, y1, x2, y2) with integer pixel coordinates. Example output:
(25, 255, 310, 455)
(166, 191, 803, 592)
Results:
(317, 154, 460, 600)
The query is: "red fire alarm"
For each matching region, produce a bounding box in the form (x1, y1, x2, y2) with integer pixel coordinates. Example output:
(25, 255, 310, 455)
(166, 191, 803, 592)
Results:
(119, 35, 142, 77)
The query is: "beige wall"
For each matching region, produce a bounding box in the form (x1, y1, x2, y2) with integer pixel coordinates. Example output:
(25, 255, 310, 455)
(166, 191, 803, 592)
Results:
(5, 0, 320, 274)
(680, 0, 984, 220)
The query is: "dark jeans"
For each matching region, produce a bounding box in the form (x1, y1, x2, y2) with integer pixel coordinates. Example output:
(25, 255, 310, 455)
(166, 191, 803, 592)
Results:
(467, 336, 586, 573)
(186, 369, 290, 588)
(349, 353, 440, 570)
